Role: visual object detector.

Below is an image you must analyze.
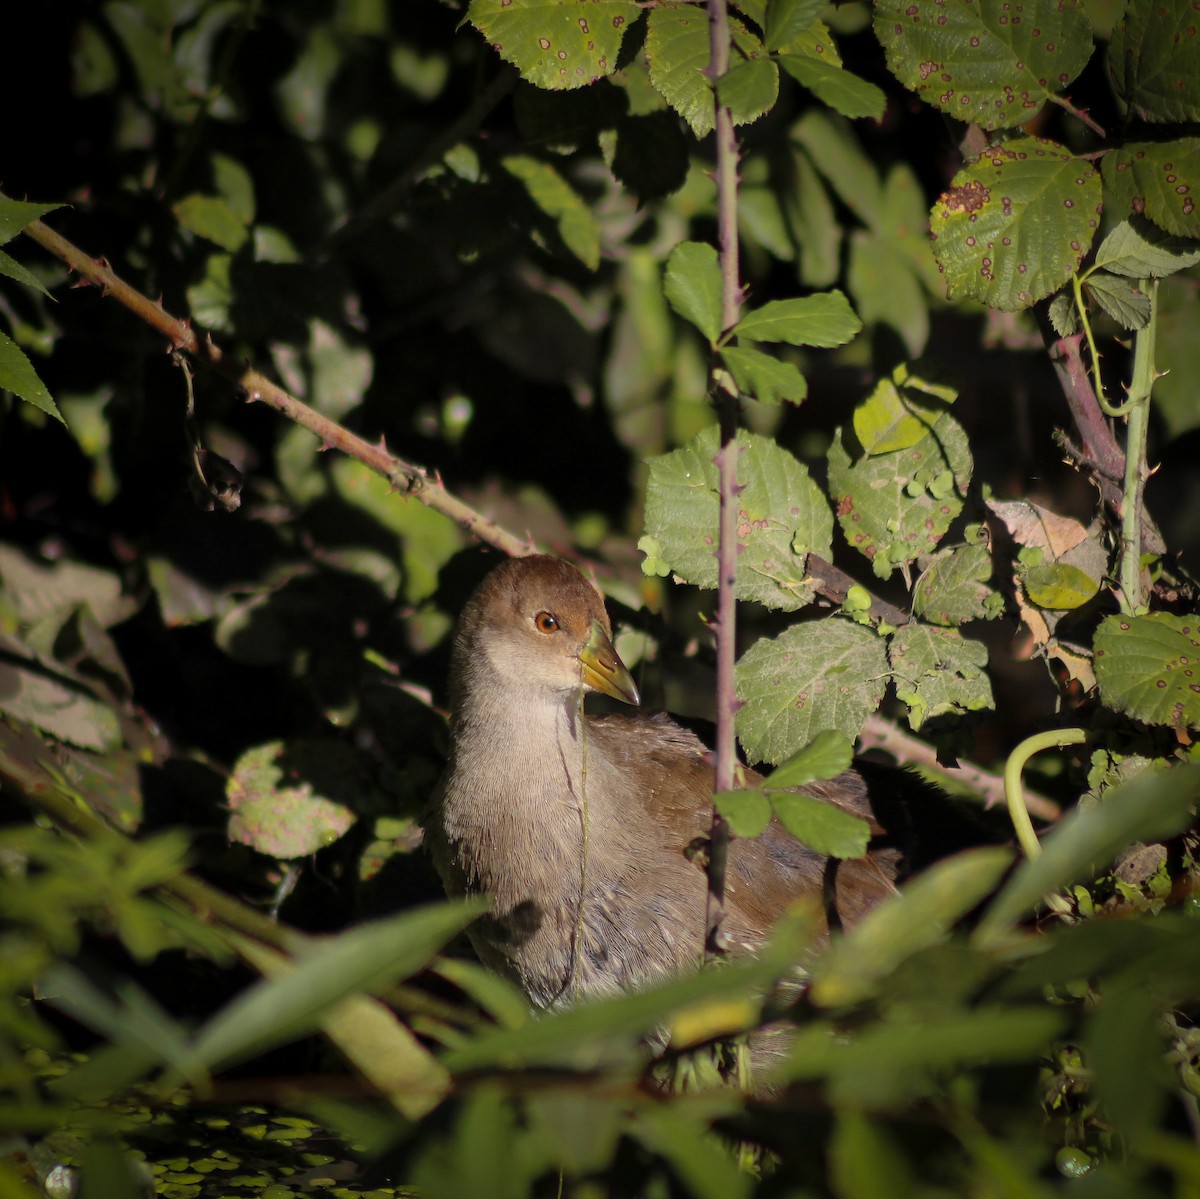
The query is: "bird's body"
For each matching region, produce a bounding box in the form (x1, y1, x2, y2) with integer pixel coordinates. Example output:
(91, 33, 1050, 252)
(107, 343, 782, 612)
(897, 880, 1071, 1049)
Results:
(427, 554, 933, 1008)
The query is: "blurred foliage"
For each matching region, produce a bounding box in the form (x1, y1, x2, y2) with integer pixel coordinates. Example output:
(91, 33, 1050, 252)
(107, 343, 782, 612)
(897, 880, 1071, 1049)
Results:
(1, 0, 1200, 1195)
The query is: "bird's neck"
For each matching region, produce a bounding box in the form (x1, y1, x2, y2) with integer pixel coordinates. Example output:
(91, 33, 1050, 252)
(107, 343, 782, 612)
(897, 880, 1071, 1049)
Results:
(442, 674, 609, 902)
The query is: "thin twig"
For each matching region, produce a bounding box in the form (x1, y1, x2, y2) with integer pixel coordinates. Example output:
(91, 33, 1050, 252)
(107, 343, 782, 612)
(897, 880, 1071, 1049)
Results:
(22, 218, 529, 558)
(704, 0, 742, 961)
(859, 714, 1062, 823)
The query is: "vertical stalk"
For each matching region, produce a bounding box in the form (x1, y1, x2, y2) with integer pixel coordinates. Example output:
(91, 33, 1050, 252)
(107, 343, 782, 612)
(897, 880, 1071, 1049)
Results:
(705, 0, 743, 959)
(1118, 278, 1157, 615)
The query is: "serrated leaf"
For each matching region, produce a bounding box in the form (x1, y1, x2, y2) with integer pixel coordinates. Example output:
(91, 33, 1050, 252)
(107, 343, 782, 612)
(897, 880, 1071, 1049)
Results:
(763, 729, 854, 788)
(770, 792, 870, 858)
(646, 8, 765, 135)
(874, 0, 1094, 130)
(714, 789, 773, 837)
(644, 425, 833, 610)
(503, 155, 600, 269)
(778, 54, 886, 120)
(766, 0, 829, 50)
(1047, 289, 1079, 336)
(889, 623, 994, 731)
(736, 619, 889, 763)
(733, 289, 861, 346)
(0, 329, 63, 422)
(912, 541, 1000, 626)
(930, 137, 1103, 311)
(468, 0, 638, 90)
(720, 344, 807, 404)
(1110, 0, 1200, 123)
(715, 56, 779, 127)
(1093, 611, 1200, 730)
(0, 195, 62, 243)
(976, 764, 1200, 941)
(1101, 139, 1200, 239)
(828, 405, 972, 579)
(664, 241, 724, 345)
(810, 847, 1014, 1006)
(1094, 216, 1200, 278)
(1085, 271, 1152, 329)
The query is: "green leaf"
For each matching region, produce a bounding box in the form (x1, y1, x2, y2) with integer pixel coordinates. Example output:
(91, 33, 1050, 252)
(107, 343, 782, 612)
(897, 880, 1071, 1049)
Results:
(0, 195, 62, 244)
(830, 1115, 917, 1199)
(762, 729, 854, 789)
(912, 541, 1001, 626)
(467, 0, 638, 90)
(0, 329, 63, 422)
(502, 155, 601, 269)
(1102, 139, 1200, 239)
(1094, 611, 1200, 730)
(189, 901, 484, 1072)
(443, 936, 807, 1072)
(975, 764, 1200, 942)
(1110, 0, 1200, 123)
(0, 248, 53, 298)
(789, 147, 842, 288)
(765, 0, 829, 51)
(930, 137, 1103, 311)
(828, 402, 972, 579)
(720, 344, 807, 404)
(851, 365, 955, 455)
(645, 4, 715, 136)
(715, 57, 779, 127)
(1022, 560, 1103, 609)
(1087, 984, 1170, 1144)
(664, 241, 724, 345)
(1093, 216, 1200, 278)
(874, 0, 1094, 130)
(643, 425, 834, 610)
(777, 54, 886, 120)
(889, 623, 994, 731)
(172, 193, 250, 252)
(646, 9, 769, 135)
(732, 289, 861, 346)
(1085, 271, 1152, 330)
(847, 231, 929, 357)
(770, 792, 870, 857)
(714, 789, 773, 837)
(809, 847, 1014, 1006)
(736, 618, 889, 763)
(793, 110, 884, 229)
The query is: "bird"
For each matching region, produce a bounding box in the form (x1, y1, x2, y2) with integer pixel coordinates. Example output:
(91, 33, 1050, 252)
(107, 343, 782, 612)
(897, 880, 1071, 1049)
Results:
(426, 553, 978, 1011)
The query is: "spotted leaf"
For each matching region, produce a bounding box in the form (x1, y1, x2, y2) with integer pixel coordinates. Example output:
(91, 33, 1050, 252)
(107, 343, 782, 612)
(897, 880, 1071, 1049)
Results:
(930, 137, 1102, 311)
(468, 0, 638, 91)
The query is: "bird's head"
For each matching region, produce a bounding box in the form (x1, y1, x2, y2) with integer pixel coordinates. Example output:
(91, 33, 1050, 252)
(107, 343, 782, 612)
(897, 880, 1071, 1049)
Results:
(451, 554, 640, 709)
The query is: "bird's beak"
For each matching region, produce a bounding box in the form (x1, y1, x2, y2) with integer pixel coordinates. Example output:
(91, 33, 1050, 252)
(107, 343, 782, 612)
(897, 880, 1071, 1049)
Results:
(580, 620, 640, 706)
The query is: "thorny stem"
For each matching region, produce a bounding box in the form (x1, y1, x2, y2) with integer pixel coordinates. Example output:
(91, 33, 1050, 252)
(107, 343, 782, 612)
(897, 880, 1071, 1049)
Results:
(1117, 277, 1157, 615)
(22, 218, 529, 559)
(705, 0, 742, 963)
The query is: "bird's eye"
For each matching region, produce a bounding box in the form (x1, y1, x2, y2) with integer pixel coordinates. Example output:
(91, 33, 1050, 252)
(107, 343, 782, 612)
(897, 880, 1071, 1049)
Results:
(533, 611, 559, 633)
